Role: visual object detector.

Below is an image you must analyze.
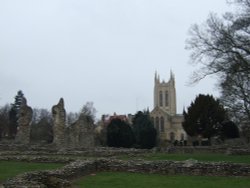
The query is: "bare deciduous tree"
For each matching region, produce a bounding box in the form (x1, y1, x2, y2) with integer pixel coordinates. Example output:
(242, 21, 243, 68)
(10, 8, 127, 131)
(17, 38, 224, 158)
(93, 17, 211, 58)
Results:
(186, 0, 250, 124)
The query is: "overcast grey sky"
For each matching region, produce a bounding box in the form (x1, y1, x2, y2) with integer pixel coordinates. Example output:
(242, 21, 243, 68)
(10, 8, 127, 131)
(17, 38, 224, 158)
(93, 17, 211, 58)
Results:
(0, 0, 233, 118)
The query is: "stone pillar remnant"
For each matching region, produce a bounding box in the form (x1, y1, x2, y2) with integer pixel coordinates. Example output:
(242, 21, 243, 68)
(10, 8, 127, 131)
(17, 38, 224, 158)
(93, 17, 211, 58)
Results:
(52, 98, 66, 146)
(15, 97, 33, 144)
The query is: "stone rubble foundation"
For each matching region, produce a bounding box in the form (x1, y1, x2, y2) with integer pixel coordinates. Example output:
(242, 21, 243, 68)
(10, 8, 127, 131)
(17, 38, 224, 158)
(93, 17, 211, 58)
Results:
(3, 158, 250, 188)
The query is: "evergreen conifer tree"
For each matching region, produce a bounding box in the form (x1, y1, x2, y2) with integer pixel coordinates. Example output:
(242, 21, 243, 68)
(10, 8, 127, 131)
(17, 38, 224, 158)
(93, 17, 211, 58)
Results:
(132, 111, 157, 149)
(182, 94, 227, 140)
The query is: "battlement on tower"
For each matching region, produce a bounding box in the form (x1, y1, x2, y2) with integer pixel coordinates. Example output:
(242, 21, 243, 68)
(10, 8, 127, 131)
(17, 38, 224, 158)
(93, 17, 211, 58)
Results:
(154, 71, 176, 115)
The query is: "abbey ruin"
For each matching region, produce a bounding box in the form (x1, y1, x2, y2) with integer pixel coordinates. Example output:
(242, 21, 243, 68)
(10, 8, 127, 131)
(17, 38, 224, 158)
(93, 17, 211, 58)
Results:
(14, 97, 33, 144)
(7, 97, 96, 149)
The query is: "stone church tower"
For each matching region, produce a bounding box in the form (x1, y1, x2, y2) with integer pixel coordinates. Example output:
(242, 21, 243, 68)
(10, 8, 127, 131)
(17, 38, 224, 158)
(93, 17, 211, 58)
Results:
(154, 71, 176, 115)
(151, 71, 187, 145)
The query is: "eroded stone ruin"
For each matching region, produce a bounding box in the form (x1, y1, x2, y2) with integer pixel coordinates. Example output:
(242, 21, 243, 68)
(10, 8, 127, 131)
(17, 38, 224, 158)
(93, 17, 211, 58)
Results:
(15, 97, 33, 144)
(11, 97, 95, 149)
(51, 98, 95, 148)
(66, 114, 95, 148)
(52, 98, 66, 146)
(3, 157, 250, 187)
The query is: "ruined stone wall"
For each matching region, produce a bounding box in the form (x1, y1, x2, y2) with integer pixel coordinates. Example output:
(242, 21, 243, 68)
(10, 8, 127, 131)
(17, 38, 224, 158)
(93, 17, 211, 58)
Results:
(0, 146, 151, 158)
(15, 98, 33, 144)
(78, 115, 95, 148)
(66, 115, 95, 148)
(1, 144, 250, 156)
(227, 148, 250, 155)
(51, 98, 95, 148)
(97, 159, 250, 176)
(52, 98, 66, 146)
(3, 160, 96, 188)
(3, 159, 250, 187)
(65, 123, 79, 148)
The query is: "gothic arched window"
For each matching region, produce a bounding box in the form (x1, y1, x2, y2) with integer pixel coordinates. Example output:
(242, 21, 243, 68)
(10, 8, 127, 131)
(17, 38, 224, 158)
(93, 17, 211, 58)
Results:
(165, 91, 169, 107)
(155, 117, 159, 131)
(170, 132, 175, 142)
(160, 116, 164, 132)
(181, 133, 185, 140)
(159, 91, 163, 107)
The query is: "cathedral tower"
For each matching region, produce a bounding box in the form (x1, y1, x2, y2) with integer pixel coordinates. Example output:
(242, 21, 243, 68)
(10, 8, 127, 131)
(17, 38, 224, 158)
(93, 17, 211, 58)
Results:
(154, 71, 176, 115)
(151, 71, 186, 145)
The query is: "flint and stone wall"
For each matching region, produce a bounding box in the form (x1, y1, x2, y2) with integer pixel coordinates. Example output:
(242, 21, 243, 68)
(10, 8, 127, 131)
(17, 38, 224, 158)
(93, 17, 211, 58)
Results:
(3, 159, 250, 187)
(66, 115, 95, 148)
(15, 98, 33, 144)
(51, 98, 95, 148)
(52, 98, 66, 146)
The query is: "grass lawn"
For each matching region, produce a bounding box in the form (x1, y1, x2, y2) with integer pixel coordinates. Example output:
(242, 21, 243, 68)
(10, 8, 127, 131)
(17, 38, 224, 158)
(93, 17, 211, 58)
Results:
(119, 153, 250, 164)
(0, 161, 64, 182)
(74, 172, 250, 188)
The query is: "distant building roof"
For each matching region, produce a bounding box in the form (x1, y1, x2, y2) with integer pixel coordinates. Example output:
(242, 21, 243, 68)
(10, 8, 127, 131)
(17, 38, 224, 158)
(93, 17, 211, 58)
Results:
(102, 112, 129, 126)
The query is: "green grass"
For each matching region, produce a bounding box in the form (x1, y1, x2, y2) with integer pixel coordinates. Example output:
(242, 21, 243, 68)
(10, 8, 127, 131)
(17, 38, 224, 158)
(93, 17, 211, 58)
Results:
(0, 161, 64, 182)
(74, 172, 250, 188)
(119, 153, 250, 164)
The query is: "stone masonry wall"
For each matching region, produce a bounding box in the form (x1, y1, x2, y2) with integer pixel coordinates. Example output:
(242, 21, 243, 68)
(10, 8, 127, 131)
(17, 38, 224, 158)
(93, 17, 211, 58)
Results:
(66, 115, 95, 148)
(52, 98, 66, 146)
(3, 159, 250, 187)
(15, 98, 33, 144)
